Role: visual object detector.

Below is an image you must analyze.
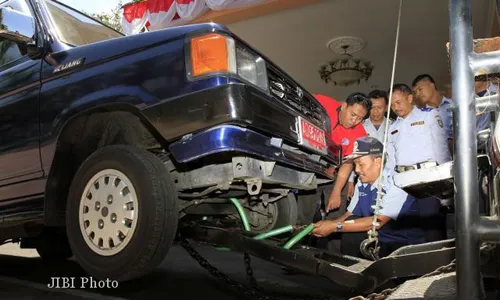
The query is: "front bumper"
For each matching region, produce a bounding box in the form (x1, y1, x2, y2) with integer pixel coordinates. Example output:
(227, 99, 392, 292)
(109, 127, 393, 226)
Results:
(169, 125, 332, 178)
(141, 83, 340, 168)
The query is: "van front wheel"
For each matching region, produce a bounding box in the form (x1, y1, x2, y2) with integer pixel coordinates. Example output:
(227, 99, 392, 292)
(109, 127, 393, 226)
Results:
(65, 145, 178, 282)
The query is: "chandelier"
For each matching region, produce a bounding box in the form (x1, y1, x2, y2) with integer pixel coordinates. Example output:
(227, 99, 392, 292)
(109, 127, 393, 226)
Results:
(319, 37, 374, 87)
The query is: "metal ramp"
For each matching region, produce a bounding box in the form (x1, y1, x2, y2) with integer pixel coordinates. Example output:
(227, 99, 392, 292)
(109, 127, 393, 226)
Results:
(181, 224, 457, 294)
(387, 273, 457, 300)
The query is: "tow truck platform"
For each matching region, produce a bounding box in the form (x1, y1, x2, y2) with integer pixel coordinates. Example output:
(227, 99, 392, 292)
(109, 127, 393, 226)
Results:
(180, 224, 460, 294)
(179, 224, 500, 299)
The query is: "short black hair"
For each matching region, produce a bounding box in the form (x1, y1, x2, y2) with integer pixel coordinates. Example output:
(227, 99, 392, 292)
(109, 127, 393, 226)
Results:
(391, 83, 413, 96)
(345, 92, 372, 118)
(412, 74, 436, 87)
(368, 89, 389, 105)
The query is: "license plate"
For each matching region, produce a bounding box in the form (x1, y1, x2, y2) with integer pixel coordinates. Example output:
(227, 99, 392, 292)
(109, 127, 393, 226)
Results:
(297, 116, 327, 154)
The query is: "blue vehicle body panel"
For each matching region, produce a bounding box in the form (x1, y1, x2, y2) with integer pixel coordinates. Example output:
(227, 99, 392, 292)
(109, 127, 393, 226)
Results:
(0, 1, 337, 231)
(38, 23, 241, 171)
(0, 55, 43, 187)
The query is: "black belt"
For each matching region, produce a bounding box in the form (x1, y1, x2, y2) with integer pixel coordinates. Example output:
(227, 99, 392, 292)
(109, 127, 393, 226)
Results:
(395, 161, 438, 172)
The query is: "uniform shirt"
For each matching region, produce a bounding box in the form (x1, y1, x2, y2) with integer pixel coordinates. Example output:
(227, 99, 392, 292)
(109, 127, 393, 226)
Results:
(387, 107, 451, 170)
(476, 88, 495, 132)
(362, 117, 392, 143)
(426, 96, 453, 139)
(315, 94, 367, 156)
(347, 170, 425, 244)
(348, 117, 392, 183)
(436, 83, 498, 136)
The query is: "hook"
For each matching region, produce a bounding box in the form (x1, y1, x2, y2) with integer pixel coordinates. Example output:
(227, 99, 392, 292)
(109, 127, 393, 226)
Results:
(360, 238, 380, 260)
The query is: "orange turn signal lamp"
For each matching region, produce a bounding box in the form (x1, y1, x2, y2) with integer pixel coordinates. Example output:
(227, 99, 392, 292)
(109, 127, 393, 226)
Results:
(189, 33, 237, 77)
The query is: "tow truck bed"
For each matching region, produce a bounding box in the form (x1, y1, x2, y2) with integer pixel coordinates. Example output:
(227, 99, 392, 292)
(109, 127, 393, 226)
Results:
(180, 224, 456, 294)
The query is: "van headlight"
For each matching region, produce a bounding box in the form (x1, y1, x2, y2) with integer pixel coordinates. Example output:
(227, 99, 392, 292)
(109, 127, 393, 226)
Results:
(187, 33, 268, 92)
(235, 45, 268, 91)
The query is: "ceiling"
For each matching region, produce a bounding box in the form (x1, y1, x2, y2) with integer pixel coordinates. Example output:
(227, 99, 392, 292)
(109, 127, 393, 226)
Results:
(227, 0, 495, 100)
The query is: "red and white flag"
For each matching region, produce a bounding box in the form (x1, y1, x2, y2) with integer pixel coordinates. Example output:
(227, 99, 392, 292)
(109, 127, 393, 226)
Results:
(122, 1, 149, 35)
(121, 0, 264, 35)
(176, 0, 208, 21)
(147, 0, 177, 28)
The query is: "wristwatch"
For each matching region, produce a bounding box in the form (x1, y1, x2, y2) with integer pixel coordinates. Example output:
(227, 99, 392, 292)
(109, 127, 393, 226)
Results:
(336, 221, 343, 232)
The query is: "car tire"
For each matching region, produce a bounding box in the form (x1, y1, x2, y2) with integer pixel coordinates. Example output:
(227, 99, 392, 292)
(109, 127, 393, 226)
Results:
(273, 192, 298, 228)
(66, 145, 178, 282)
(247, 192, 298, 233)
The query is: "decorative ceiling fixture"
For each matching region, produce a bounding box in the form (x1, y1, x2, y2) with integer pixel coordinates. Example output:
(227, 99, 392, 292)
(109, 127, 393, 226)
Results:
(319, 36, 374, 87)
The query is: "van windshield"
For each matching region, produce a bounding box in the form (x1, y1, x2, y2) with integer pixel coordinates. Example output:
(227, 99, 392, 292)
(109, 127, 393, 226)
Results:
(44, 0, 123, 47)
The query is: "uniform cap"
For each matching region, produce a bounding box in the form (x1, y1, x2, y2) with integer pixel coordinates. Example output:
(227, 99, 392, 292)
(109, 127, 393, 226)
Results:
(343, 136, 384, 162)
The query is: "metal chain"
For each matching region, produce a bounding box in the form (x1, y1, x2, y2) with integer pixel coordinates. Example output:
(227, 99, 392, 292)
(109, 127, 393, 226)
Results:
(180, 236, 343, 300)
(182, 230, 497, 300)
(178, 237, 274, 300)
(354, 243, 498, 300)
(362, 0, 403, 254)
(244, 251, 342, 300)
(244, 252, 260, 291)
(355, 259, 457, 300)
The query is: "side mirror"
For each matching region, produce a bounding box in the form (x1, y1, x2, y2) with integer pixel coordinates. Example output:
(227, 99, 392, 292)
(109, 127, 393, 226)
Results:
(0, 7, 35, 44)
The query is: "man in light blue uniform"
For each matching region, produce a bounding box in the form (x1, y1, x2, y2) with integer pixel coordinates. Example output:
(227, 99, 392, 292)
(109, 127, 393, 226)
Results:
(413, 74, 497, 151)
(312, 136, 425, 258)
(362, 90, 393, 143)
(348, 90, 393, 195)
(412, 75, 453, 140)
(386, 83, 451, 242)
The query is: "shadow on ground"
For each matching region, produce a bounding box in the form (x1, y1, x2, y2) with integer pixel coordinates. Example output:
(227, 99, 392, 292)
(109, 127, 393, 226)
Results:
(0, 242, 352, 300)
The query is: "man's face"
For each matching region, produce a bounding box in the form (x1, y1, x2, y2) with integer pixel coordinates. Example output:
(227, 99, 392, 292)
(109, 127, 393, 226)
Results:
(390, 91, 413, 118)
(369, 97, 387, 123)
(474, 81, 488, 94)
(340, 103, 368, 129)
(413, 79, 435, 104)
(354, 155, 381, 184)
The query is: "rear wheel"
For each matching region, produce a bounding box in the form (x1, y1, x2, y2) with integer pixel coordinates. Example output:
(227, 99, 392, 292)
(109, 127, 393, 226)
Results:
(66, 145, 178, 282)
(245, 193, 298, 233)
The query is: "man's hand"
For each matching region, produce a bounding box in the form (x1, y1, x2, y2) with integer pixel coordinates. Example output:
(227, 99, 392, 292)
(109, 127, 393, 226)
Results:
(326, 191, 341, 212)
(312, 220, 336, 237)
(347, 181, 354, 199)
(325, 166, 337, 179)
(326, 162, 352, 212)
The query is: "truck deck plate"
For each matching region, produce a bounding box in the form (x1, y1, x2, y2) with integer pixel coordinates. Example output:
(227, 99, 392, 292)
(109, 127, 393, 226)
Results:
(180, 225, 456, 294)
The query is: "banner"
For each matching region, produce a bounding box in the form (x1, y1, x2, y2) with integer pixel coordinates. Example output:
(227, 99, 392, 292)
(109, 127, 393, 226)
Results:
(122, 1, 149, 35)
(121, 0, 263, 35)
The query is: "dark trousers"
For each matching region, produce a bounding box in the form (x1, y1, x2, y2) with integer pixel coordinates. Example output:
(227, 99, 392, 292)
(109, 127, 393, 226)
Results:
(418, 196, 447, 242)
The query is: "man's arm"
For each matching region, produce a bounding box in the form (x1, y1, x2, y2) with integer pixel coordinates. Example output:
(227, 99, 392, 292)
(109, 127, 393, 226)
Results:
(313, 182, 392, 238)
(326, 162, 353, 211)
(347, 171, 355, 198)
(312, 214, 391, 237)
(384, 123, 397, 175)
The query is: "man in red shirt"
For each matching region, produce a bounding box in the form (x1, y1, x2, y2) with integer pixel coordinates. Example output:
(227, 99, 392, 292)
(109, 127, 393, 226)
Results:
(297, 92, 370, 252)
(316, 92, 370, 211)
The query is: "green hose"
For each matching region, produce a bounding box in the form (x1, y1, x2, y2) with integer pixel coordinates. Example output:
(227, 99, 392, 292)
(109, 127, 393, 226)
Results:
(227, 197, 313, 250)
(252, 225, 294, 240)
(228, 197, 251, 232)
(283, 224, 314, 249)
